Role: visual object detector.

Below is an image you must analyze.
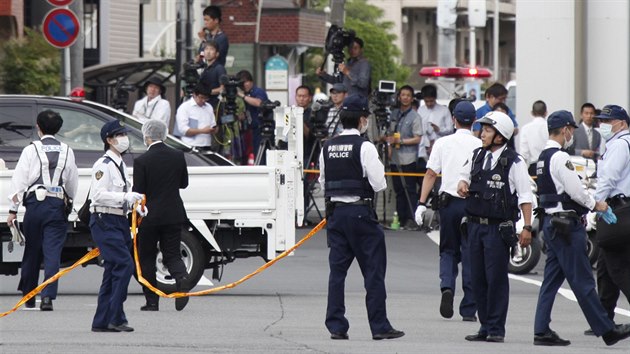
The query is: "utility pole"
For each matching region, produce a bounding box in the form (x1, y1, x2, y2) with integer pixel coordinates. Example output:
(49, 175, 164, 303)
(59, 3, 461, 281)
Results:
(436, 0, 457, 99)
(69, 0, 84, 90)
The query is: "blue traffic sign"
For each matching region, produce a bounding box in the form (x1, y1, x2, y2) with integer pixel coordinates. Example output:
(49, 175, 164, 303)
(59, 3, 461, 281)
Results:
(42, 8, 80, 49)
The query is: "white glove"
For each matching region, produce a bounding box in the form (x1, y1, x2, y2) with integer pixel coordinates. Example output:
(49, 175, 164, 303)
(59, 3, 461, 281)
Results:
(135, 205, 148, 217)
(124, 192, 144, 205)
(415, 205, 427, 226)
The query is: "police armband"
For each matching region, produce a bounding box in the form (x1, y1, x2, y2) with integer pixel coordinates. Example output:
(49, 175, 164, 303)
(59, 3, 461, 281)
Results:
(8, 210, 17, 215)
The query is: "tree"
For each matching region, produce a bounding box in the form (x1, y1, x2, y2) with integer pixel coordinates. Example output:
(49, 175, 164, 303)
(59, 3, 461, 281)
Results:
(303, 0, 410, 94)
(0, 28, 61, 95)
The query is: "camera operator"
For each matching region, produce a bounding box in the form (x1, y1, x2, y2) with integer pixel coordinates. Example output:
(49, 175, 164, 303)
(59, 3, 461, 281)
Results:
(175, 82, 217, 150)
(381, 85, 424, 230)
(236, 70, 269, 157)
(325, 83, 348, 138)
(316, 37, 371, 97)
(197, 5, 229, 67)
(199, 40, 226, 109)
(132, 77, 171, 127)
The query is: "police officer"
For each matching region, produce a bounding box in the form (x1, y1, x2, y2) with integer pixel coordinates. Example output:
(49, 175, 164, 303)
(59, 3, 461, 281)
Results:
(589, 104, 630, 335)
(415, 101, 480, 321)
(318, 95, 404, 341)
(457, 111, 533, 343)
(7, 110, 78, 311)
(89, 120, 144, 332)
(532, 110, 630, 346)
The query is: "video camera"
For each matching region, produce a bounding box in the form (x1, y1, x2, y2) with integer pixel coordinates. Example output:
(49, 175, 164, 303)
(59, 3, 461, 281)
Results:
(371, 80, 397, 130)
(310, 99, 335, 139)
(219, 75, 243, 121)
(325, 25, 356, 64)
(182, 60, 206, 97)
(259, 100, 281, 139)
(113, 81, 136, 111)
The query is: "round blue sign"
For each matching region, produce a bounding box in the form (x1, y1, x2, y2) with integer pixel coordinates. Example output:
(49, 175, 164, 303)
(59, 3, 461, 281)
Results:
(43, 8, 80, 48)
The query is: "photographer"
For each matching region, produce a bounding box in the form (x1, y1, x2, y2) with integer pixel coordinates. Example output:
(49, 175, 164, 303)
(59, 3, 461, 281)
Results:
(199, 40, 226, 109)
(175, 82, 217, 150)
(325, 83, 348, 138)
(197, 5, 229, 67)
(316, 37, 371, 97)
(236, 70, 268, 158)
(132, 77, 171, 127)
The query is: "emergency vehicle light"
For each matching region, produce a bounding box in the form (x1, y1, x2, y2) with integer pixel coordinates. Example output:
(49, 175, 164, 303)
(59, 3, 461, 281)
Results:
(419, 66, 492, 78)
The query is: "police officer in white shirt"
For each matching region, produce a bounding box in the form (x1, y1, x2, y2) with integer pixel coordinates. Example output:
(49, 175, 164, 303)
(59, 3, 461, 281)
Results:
(518, 100, 548, 175)
(132, 77, 172, 127)
(175, 82, 217, 149)
(7, 110, 78, 311)
(415, 101, 481, 321)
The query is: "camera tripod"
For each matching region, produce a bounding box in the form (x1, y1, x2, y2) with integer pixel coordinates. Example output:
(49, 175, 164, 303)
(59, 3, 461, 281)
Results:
(254, 135, 275, 166)
(303, 135, 327, 221)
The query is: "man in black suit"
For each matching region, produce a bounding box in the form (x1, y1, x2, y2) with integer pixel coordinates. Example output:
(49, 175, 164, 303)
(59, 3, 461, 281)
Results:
(568, 103, 602, 159)
(133, 119, 190, 311)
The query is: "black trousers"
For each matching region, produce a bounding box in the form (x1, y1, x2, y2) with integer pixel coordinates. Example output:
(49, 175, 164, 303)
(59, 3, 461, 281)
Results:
(137, 224, 188, 304)
(596, 244, 630, 322)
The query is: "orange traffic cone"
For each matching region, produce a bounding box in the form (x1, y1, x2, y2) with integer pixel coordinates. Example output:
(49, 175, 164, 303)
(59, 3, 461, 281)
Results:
(247, 153, 255, 166)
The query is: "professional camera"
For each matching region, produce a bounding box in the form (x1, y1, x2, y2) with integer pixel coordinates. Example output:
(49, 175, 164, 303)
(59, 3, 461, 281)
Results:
(219, 75, 243, 119)
(371, 80, 397, 129)
(182, 60, 206, 97)
(310, 99, 334, 139)
(112, 81, 136, 111)
(259, 100, 281, 139)
(325, 25, 356, 64)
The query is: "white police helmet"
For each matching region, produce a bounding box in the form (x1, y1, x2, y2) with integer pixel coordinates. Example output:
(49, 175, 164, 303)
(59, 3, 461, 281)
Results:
(477, 111, 514, 141)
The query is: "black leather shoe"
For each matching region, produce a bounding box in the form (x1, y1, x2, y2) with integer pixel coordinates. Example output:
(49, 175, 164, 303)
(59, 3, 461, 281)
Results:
(603, 323, 630, 346)
(465, 332, 487, 341)
(534, 330, 571, 346)
(107, 323, 134, 332)
(175, 277, 190, 311)
(486, 335, 505, 343)
(330, 332, 349, 340)
(24, 297, 36, 309)
(140, 303, 159, 311)
(372, 329, 405, 340)
(462, 316, 477, 322)
(40, 297, 53, 311)
(584, 328, 595, 336)
(440, 289, 454, 319)
(91, 327, 117, 333)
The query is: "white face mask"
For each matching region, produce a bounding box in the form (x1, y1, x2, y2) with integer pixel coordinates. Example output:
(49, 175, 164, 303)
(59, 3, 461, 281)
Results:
(563, 129, 574, 149)
(112, 135, 130, 153)
(599, 122, 614, 141)
(359, 118, 369, 134)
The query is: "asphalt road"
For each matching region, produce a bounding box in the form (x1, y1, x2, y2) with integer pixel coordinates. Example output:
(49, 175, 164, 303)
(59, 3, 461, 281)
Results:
(1, 226, 629, 354)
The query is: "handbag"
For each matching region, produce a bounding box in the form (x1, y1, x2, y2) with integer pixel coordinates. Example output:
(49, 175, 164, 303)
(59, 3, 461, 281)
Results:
(596, 204, 630, 248)
(77, 191, 91, 224)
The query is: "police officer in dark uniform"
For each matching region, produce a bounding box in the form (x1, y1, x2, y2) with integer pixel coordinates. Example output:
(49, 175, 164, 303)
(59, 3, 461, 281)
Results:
(318, 95, 404, 341)
(457, 111, 533, 343)
(7, 110, 78, 311)
(89, 120, 144, 332)
(532, 110, 630, 346)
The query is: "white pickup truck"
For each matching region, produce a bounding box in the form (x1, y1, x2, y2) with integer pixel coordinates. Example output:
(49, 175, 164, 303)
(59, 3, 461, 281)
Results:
(0, 96, 304, 292)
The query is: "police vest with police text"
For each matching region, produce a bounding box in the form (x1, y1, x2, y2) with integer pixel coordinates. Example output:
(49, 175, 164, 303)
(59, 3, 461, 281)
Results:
(536, 147, 590, 215)
(322, 134, 374, 199)
(465, 147, 520, 221)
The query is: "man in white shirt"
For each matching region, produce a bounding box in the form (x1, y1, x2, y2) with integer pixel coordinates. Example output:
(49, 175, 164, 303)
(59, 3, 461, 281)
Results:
(418, 84, 453, 137)
(518, 100, 549, 175)
(132, 77, 172, 127)
(176, 83, 217, 149)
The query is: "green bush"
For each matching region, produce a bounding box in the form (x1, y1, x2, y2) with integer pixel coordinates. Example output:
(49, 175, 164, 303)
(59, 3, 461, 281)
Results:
(0, 27, 61, 95)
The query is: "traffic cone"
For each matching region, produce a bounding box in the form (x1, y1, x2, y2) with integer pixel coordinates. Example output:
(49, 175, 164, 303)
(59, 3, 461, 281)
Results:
(247, 153, 255, 166)
(390, 212, 400, 230)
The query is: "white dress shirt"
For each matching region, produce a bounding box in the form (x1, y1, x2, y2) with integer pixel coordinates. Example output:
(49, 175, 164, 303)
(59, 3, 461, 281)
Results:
(518, 116, 549, 165)
(459, 144, 534, 205)
(540, 140, 596, 213)
(426, 129, 481, 198)
(418, 103, 453, 137)
(595, 130, 630, 201)
(89, 150, 131, 209)
(176, 98, 217, 147)
(8, 135, 78, 211)
(132, 96, 171, 127)
(417, 111, 438, 160)
(318, 129, 387, 203)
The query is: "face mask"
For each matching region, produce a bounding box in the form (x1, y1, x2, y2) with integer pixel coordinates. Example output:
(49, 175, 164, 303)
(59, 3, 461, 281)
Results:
(359, 119, 369, 134)
(563, 130, 574, 149)
(599, 123, 614, 141)
(112, 136, 130, 153)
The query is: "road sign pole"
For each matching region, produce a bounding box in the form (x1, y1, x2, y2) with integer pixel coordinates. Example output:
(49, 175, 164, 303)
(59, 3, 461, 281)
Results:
(63, 47, 71, 95)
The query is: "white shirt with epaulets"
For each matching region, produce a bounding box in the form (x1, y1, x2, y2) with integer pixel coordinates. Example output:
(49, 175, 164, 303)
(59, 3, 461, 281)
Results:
(595, 130, 630, 201)
(89, 150, 131, 209)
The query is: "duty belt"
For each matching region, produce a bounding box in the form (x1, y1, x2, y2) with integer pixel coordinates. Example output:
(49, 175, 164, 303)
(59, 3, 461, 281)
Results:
(333, 199, 373, 208)
(467, 216, 504, 225)
(27, 185, 64, 199)
(549, 211, 580, 219)
(607, 195, 630, 209)
(91, 206, 126, 216)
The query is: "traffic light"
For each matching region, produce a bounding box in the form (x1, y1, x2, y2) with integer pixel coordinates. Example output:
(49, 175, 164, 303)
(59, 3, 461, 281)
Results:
(419, 66, 492, 78)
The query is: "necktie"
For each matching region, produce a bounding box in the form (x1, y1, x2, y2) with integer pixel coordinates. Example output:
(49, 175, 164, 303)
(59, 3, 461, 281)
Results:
(117, 162, 129, 213)
(483, 153, 493, 171)
(587, 128, 593, 148)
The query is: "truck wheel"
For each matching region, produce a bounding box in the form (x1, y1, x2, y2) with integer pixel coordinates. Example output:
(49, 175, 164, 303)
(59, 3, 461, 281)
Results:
(508, 236, 542, 275)
(154, 230, 207, 293)
(586, 230, 599, 267)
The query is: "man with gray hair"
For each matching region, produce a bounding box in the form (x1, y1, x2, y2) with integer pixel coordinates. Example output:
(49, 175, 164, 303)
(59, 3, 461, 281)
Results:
(133, 119, 191, 311)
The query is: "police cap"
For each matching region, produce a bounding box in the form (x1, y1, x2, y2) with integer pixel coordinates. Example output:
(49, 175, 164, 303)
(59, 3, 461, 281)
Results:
(101, 120, 130, 143)
(453, 101, 476, 124)
(342, 94, 370, 114)
(547, 110, 579, 130)
(594, 104, 630, 123)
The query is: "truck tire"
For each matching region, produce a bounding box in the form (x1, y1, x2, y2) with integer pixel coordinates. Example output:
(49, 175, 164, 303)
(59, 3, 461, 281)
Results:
(508, 236, 542, 275)
(586, 230, 599, 267)
(152, 229, 207, 293)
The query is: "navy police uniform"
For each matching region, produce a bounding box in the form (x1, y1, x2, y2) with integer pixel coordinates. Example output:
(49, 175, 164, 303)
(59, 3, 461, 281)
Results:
(533, 110, 625, 345)
(318, 95, 403, 340)
(8, 116, 78, 309)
